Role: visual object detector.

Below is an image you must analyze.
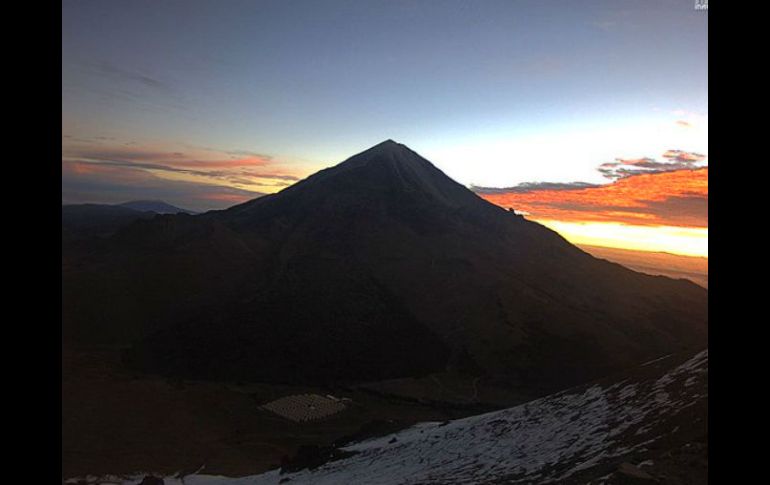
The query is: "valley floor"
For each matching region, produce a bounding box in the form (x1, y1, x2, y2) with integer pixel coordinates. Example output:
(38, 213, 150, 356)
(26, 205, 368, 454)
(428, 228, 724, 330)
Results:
(62, 347, 532, 480)
(64, 348, 707, 484)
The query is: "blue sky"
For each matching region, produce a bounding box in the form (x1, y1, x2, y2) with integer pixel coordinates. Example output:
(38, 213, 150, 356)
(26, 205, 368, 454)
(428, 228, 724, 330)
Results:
(63, 0, 707, 215)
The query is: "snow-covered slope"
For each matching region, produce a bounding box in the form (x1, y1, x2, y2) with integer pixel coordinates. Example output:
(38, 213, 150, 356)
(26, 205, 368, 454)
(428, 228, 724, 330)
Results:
(69, 348, 707, 485)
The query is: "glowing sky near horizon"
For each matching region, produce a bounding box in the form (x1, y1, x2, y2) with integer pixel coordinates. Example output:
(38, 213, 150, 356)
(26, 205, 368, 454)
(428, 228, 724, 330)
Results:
(62, 0, 707, 256)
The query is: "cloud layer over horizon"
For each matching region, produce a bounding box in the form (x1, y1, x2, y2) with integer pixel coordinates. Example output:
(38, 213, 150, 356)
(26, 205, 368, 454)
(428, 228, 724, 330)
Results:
(475, 150, 707, 229)
(61, 140, 302, 211)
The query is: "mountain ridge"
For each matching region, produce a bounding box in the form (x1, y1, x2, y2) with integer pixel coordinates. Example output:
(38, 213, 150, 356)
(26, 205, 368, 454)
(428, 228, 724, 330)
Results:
(63, 140, 707, 392)
(117, 199, 196, 214)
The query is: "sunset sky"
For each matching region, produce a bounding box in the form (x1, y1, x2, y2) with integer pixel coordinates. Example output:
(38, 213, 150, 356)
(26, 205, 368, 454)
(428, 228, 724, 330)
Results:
(62, 0, 707, 257)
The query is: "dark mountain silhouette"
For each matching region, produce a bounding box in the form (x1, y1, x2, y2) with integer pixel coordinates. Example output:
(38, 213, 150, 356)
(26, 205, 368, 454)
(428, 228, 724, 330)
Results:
(62, 201, 195, 243)
(62, 140, 707, 391)
(118, 200, 196, 214)
(62, 204, 156, 242)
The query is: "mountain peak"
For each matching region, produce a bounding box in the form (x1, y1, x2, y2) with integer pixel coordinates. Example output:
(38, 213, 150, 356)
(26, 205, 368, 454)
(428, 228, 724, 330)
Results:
(374, 138, 400, 147)
(356, 139, 411, 158)
(317, 140, 488, 209)
(224, 139, 494, 222)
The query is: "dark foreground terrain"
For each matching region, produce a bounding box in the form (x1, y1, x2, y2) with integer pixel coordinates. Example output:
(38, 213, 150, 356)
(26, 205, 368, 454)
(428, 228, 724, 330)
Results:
(65, 347, 707, 484)
(62, 346, 534, 480)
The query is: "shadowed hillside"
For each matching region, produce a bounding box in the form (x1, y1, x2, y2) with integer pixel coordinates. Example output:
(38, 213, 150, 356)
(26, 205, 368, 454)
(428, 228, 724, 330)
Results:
(63, 140, 707, 393)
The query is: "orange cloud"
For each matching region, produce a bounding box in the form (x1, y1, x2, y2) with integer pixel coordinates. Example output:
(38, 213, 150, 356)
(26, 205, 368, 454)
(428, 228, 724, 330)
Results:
(662, 150, 706, 163)
(64, 146, 274, 169)
(61, 139, 304, 200)
(200, 192, 253, 203)
(478, 168, 707, 228)
(68, 162, 102, 175)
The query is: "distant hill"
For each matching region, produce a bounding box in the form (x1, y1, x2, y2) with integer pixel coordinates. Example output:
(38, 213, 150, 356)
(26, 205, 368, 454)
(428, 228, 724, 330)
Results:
(63, 140, 707, 393)
(118, 200, 196, 214)
(62, 204, 156, 242)
(62, 201, 195, 243)
(579, 244, 708, 288)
